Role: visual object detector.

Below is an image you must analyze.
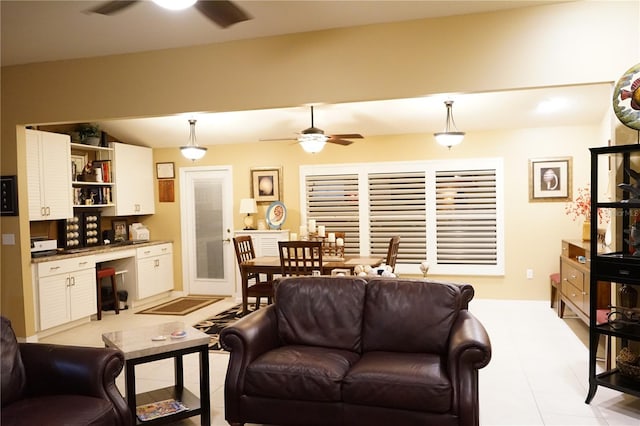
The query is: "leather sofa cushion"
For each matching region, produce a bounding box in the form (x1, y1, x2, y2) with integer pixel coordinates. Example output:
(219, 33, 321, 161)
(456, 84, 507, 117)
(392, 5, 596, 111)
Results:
(1, 317, 26, 407)
(343, 351, 452, 413)
(363, 278, 460, 353)
(245, 345, 361, 402)
(1, 395, 116, 426)
(275, 277, 366, 352)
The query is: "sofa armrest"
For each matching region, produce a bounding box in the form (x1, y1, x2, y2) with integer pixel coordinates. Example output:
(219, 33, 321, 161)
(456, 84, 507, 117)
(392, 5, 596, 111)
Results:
(220, 305, 280, 422)
(447, 310, 491, 426)
(19, 343, 132, 426)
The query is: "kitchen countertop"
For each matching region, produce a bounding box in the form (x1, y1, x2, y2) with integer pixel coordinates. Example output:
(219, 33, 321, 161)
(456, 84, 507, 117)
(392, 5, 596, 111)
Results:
(31, 240, 172, 263)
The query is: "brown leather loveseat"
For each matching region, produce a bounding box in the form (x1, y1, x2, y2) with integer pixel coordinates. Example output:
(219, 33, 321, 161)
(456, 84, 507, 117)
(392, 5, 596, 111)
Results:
(221, 276, 492, 426)
(1, 316, 132, 426)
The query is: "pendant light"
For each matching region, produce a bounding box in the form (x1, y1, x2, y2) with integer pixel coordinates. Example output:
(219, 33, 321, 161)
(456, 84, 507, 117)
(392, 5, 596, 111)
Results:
(434, 100, 465, 149)
(180, 119, 207, 161)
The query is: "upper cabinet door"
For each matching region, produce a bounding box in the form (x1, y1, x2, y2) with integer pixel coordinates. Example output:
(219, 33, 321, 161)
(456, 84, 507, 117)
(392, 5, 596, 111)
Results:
(107, 142, 155, 216)
(26, 129, 72, 220)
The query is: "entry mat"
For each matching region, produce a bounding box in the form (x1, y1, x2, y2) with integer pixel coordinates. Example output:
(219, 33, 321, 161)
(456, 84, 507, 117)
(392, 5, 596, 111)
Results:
(137, 296, 224, 316)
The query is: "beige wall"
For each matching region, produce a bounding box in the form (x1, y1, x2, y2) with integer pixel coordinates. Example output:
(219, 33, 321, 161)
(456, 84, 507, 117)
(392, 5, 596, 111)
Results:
(2, 1, 639, 337)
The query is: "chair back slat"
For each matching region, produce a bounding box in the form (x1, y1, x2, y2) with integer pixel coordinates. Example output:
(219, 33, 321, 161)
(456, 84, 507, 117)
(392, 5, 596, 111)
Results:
(278, 241, 323, 276)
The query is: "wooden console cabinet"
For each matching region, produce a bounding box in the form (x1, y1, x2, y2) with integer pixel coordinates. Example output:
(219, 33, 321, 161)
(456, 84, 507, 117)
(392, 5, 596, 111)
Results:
(559, 240, 610, 324)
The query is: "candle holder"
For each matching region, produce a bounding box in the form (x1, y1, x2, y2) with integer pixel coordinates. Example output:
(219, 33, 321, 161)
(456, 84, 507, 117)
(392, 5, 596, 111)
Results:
(308, 232, 345, 258)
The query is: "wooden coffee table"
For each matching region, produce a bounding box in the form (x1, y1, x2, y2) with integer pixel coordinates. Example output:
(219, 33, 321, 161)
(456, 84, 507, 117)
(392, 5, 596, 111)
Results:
(102, 321, 210, 425)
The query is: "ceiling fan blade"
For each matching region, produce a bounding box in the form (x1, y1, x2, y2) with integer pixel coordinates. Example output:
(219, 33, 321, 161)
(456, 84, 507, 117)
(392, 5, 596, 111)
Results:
(89, 0, 138, 15)
(327, 138, 354, 146)
(195, 0, 252, 28)
(330, 133, 364, 139)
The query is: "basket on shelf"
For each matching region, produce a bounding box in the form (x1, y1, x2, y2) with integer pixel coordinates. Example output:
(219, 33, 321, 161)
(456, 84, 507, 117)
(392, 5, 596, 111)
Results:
(616, 347, 640, 381)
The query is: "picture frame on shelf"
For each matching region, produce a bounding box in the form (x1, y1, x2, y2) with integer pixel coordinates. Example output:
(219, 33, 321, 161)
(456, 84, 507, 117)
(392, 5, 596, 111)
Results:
(156, 162, 175, 179)
(251, 166, 282, 203)
(529, 156, 572, 202)
(112, 220, 128, 242)
(71, 154, 88, 181)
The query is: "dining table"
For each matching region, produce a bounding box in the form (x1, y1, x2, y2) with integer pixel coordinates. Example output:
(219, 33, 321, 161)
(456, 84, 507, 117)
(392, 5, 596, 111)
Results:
(238, 255, 384, 314)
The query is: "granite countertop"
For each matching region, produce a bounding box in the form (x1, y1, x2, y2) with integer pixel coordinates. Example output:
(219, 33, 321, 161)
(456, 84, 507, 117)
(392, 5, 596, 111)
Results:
(31, 240, 172, 263)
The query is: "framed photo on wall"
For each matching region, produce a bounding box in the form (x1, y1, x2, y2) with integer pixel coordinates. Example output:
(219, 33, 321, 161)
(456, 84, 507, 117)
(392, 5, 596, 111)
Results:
(529, 156, 572, 202)
(251, 166, 282, 203)
(156, 162, 175, 179)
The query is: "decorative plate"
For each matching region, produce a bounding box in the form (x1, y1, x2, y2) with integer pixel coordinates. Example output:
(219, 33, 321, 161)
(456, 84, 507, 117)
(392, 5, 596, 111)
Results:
(612, 62, 640, 130)
(266, 201, 287, 229)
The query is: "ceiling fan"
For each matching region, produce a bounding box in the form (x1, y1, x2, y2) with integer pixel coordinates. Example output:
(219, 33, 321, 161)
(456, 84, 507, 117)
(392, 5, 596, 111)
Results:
(262, 106, 364, 153)
(89, 0, 252, 29)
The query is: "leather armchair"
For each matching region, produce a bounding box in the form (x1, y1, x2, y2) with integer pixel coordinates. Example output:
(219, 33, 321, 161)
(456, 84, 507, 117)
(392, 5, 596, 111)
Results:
(1, 316, 132, 426)
(221, 276, 491, 426)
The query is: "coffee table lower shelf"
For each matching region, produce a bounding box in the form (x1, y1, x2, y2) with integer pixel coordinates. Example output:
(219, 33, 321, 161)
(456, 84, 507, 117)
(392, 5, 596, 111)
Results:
(135, 386, 202, 425)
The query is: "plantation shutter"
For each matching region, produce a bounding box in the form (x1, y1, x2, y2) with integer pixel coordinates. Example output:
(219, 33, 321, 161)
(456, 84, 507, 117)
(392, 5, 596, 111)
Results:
(368, 171, 427, 263)
(435, 168, 497, 265)
(305, 173, 360, 255)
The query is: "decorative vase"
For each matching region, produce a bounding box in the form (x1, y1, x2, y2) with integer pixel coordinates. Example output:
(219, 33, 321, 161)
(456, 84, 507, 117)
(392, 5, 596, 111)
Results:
(582, 220, 591, 241)
(619, 284, 638, 308)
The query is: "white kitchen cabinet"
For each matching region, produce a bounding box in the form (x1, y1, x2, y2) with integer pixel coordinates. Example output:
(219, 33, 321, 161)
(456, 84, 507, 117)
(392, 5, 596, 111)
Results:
(104, 142, 155, 216)
(136, 243, 173, 299)
(26, 129, 73, 220)
(35, 255, 96, 331)
(234, 230, 290, 257)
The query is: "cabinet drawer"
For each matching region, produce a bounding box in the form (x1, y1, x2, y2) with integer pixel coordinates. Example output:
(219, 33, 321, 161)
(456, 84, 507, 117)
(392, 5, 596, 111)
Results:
(37, 255, 96, 277)
(562, 263, 585, 291)
(594, 257, 640, 284)
(136, 243, 172, 259)
(562, 280, 587, 313)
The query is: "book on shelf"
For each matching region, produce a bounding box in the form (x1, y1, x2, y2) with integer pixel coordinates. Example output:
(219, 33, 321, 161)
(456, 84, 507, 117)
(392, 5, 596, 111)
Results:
(92, 160, 111, 183)
(136, 398, 188, 422)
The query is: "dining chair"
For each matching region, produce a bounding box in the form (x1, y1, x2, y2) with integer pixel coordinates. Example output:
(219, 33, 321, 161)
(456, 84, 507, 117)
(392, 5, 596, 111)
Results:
(233, 236, 273, 310)
(278, 240, 323, 276)
(385, 236, 401, 272)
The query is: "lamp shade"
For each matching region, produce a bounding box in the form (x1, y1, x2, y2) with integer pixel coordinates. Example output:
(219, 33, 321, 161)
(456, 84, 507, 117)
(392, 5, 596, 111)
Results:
(239, 198, 257, 214)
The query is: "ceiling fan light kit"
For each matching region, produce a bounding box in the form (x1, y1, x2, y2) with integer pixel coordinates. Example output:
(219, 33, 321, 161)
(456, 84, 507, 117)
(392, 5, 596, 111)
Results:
(90, 0, 251, 29)
(152, 0, 196, 10)
(299, 133, 328, 154)
(180, 119, 207, 161)
(434, 100, 465, 149)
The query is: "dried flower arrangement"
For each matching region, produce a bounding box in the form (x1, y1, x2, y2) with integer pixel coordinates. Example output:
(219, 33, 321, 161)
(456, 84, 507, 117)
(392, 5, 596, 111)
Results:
(565, 185, 610, 224)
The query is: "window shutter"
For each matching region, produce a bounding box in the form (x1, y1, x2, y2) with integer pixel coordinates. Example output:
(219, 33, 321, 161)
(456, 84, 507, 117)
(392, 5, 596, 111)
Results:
(435, 169, 497, 265)
(368, 171, 427, 263)
(305, 173, 360, 255)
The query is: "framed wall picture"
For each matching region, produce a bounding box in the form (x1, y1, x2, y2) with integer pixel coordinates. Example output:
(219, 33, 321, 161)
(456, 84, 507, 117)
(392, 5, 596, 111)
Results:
(156, 162, 175, 179)
(112, 220, 128, 242)
(529, 156, 572, 202)
(251, 166, 282, 203)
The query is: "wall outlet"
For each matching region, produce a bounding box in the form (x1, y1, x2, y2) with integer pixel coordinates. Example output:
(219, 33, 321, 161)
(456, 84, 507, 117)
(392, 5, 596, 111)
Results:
(526, 269, 534, 279)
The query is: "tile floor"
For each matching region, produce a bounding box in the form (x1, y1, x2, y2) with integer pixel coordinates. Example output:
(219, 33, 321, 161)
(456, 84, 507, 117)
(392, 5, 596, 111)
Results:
(38, 297, 640, 425)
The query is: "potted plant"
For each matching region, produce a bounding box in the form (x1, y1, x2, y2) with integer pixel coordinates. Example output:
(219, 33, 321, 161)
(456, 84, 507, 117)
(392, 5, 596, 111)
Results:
(78, 123, 101, 146)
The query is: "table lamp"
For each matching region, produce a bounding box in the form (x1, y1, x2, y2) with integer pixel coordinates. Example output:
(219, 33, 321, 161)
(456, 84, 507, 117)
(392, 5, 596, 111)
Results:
(239, 198, 258, 230)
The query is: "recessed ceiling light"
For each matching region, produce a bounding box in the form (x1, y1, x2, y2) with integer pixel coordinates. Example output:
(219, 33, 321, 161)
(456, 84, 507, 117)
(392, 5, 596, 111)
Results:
(536, 97, 569, 114)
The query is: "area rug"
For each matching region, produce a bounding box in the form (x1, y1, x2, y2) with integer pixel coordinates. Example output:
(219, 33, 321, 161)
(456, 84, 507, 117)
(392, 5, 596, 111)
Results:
(194, 304, 262, 351)
(137, 296, 224, 316)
